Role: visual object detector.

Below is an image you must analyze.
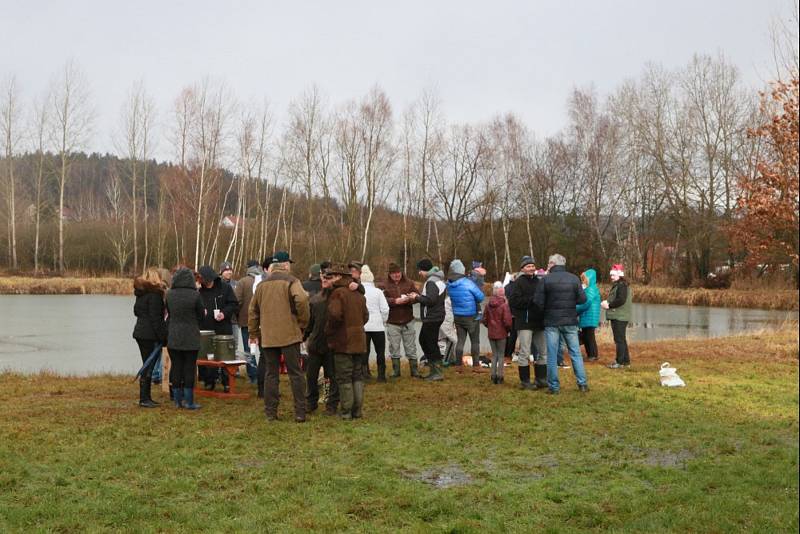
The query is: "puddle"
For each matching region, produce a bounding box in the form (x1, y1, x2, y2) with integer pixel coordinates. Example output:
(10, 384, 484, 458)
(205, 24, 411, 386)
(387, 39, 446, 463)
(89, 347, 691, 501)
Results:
(405, 464, 473, 488)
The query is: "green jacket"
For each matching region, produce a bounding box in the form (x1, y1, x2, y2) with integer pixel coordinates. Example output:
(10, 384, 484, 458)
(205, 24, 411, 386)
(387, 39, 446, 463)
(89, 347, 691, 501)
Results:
(605, 280, 632, 322)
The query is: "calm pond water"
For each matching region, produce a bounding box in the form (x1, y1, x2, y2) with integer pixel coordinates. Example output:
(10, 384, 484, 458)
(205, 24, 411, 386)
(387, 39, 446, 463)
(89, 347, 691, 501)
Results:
(0, 295, 796, 376)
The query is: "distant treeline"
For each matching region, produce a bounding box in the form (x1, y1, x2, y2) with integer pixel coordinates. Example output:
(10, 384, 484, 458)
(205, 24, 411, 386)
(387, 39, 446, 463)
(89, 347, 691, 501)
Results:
(0, 55, 797, 287)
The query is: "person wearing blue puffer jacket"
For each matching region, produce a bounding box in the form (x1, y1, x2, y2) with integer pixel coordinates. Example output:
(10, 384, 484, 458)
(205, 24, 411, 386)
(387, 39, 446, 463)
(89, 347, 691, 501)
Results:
(575, 268, 601, 361)
(447, 259, 485, 368)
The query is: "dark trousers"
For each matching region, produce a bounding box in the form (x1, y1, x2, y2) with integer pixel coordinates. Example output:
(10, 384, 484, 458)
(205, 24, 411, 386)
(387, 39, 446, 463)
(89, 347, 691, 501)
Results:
(199, 365, 228, 388)
(306, 350, 339, 412)
(364, 331, 386, 374)
(580, 327, 598, 360)
(136, 339, 159, 377)
(257, 352, 267, 397)
(168, 349, 198, 388)
(419, 321, 444, 362)
(610, 320, 630, 365)
(262, 343, 305, 419)
(505, 322, 518, 359)
(334, 353, 363, 417)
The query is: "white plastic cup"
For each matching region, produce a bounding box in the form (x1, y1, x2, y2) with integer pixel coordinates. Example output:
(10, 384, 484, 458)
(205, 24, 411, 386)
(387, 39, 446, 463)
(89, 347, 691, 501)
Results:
(213, 308, 221, 320)
(249, 342, 259, 355)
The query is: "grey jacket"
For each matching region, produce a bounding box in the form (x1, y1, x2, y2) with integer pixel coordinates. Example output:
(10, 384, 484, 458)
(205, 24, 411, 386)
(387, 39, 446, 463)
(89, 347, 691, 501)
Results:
(416, 269, 447, 323)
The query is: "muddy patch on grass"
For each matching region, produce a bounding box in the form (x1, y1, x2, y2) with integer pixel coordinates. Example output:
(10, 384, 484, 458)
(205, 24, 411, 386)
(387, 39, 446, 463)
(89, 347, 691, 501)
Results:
(238, 458, 266, 469)
(638, 448, 695, 468)
(404, 464, 473, 488)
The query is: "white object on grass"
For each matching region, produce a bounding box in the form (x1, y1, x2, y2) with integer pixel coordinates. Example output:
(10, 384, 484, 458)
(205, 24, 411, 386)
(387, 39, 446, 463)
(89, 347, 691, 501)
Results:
(659, 362, 686, 387)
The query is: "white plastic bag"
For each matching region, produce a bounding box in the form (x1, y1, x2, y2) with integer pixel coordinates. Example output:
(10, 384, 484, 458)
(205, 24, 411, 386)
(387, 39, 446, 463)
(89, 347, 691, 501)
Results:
(659, 362, 686, 387)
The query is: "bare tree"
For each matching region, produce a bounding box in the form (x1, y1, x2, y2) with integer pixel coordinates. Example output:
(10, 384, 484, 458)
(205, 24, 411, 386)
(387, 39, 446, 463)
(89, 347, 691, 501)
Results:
(117, 80, 155, 273)
(49, 61, 92, 272)
(31, 93, 50, 273)
(1, 76, 22, 269)
(358, 86, 395, 262)
(430, 123, 488, 258)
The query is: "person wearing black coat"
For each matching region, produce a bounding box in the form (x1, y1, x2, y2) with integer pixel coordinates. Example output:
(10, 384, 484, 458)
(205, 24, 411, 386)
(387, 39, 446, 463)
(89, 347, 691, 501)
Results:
(533, 254, 589, 394)
(303, 275, 340, 415)
(166, 267, 206, 409)
(507, 257, 548, 390)
(197, 265, 239, 391)
(132, 269, 168, 408)
(413, 260, 447, 381)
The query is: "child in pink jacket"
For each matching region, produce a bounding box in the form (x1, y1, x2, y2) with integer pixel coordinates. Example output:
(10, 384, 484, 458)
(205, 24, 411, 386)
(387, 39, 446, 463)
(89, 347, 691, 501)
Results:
(481, 282, 513, 384)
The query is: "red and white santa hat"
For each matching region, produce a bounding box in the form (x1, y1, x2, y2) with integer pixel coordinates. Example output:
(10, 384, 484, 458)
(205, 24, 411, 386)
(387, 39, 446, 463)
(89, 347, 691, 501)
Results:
(610, 263, 625, 277)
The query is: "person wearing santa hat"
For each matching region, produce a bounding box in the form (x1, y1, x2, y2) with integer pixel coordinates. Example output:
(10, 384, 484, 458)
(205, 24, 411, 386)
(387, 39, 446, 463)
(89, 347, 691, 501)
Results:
(601, 264, 632, 368)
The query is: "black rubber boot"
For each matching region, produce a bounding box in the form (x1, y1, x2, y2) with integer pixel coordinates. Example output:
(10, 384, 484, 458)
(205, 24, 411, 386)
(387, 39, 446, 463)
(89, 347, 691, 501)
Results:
(533, 362, 549, 389)
(409, 359, 420, 378)
(391, 358, 401, 378)
(139, 374, 158, 408)
(518, 366, 537, 390)
(377, 366, 387, 383)
(424, 360, 444, 381)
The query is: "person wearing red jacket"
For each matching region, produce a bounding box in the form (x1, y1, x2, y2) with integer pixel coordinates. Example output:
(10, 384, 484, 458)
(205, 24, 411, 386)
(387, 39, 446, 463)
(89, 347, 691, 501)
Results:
(481, 282, 514, 384)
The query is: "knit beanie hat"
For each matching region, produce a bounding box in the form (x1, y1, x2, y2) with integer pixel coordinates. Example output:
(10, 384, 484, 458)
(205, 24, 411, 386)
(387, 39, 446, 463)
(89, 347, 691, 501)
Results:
(449, 259, 466, 275)
(361, 265, 375, 283)
(520, 255, 536, 269)
(309, 263, 321, 276)
(492, 281, 503, 290)
(610, 264, 625, 277)
(416, 258, 434, 272)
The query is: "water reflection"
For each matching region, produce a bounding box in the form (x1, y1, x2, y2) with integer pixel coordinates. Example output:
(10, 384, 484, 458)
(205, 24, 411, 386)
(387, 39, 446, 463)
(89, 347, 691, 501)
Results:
(0, 295, 796, 375)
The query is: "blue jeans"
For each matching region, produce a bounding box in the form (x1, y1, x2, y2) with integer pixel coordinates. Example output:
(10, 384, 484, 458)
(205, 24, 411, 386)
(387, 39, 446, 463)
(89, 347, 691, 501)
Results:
(241, 326, 258, 383)
(151, 349, 163, 382)
(545, 325, 587, 391)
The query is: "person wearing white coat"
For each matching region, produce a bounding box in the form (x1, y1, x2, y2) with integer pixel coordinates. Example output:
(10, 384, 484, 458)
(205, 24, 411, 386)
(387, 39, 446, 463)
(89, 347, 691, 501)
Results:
(360, 265, 390, 382)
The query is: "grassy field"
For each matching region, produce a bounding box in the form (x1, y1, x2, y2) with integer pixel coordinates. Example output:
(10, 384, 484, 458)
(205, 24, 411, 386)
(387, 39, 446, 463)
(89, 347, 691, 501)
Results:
(0, 328, 797, 532)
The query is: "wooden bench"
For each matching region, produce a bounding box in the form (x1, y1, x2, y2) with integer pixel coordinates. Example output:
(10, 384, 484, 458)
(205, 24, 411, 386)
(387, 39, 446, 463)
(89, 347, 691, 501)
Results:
(195, 359, 250, 399)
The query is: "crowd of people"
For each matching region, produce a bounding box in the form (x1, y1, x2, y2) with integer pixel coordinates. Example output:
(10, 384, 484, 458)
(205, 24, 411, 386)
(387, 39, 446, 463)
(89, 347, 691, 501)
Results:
(131, 251, 633, 421)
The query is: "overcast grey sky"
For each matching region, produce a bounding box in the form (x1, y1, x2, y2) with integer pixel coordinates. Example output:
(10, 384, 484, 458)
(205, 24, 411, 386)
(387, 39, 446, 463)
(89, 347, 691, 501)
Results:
(1, 0, 791, 161)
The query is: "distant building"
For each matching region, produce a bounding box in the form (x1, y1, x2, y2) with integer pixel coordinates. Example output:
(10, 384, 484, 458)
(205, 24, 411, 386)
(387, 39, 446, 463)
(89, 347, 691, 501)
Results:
(60, 207, 76, 221)
(220, 215, 243, 229)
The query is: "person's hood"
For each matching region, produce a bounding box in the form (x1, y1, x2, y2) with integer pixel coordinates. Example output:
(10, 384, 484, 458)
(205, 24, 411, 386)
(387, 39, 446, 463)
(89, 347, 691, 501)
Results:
(133, 277, 164, 296)
(363, 281, 376, 289)
(487, 295, 506, 309)
(583, 268, 597, 287)
(447, 271, 465, 283)
(427, 269, 445, 283)
(246, 264, 263, 278)
(171, 268, 197, 290)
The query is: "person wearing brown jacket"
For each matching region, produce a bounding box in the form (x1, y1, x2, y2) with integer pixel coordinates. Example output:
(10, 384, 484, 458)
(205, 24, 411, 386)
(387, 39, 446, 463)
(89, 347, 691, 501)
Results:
(382, 262, 419, 378)
(248, 251, 310, 423)
(325, 263, 369, 420)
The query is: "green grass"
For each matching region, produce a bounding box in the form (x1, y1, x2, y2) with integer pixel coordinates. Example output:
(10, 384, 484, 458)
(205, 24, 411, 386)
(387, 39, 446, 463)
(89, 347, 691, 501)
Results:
(1, 329, 798, 533)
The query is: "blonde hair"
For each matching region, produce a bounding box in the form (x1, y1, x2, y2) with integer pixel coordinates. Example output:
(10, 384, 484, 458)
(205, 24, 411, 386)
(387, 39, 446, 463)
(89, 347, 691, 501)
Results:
(143, 267, 164, 288)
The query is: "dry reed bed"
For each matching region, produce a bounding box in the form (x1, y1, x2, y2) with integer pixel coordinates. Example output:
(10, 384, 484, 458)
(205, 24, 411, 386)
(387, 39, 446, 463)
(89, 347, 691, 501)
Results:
(0, 276, 133, 295)
(622, 285, 799, 311)
(0, 276, 796, 311)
